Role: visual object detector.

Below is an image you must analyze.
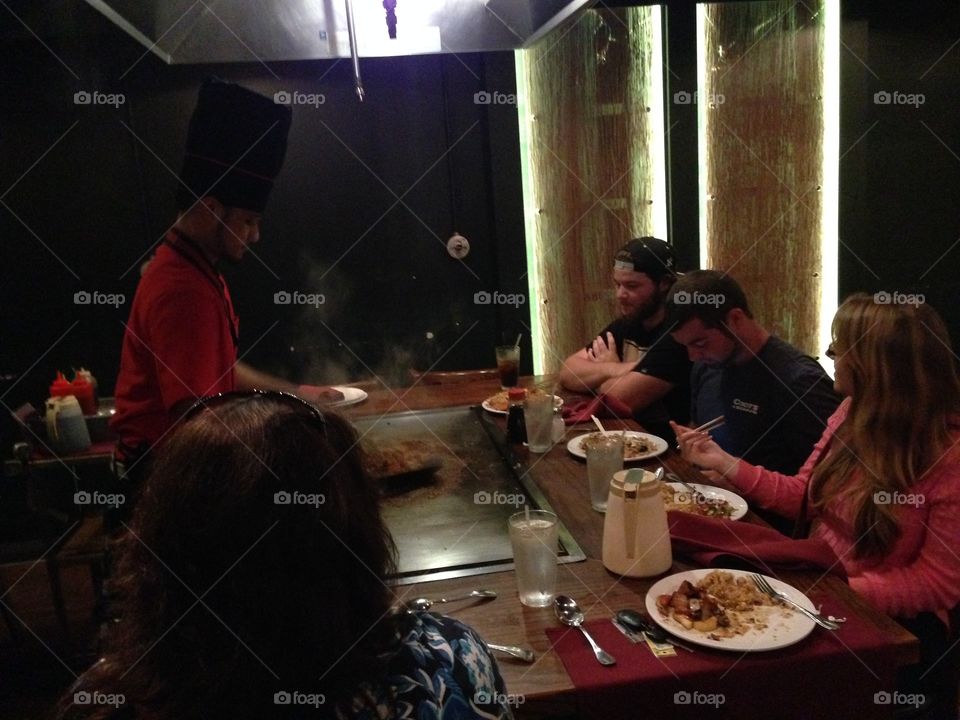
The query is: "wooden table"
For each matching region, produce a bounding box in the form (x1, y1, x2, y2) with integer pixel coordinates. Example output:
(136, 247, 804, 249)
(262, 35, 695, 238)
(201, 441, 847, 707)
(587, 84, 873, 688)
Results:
(341, 377, 920, 717)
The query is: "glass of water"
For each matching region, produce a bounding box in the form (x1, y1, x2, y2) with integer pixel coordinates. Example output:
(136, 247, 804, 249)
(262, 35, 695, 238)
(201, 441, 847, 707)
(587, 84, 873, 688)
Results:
(508, 510, 558, 607)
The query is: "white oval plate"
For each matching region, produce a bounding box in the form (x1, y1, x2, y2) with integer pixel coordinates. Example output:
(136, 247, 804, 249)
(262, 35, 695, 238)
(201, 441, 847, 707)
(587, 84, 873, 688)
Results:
(645, 569, 816, 652)
(323, 386, 368, 408)
(481, 394, 563, 415)
(664, 482, 749, 521)
(566, 431, 668, 462)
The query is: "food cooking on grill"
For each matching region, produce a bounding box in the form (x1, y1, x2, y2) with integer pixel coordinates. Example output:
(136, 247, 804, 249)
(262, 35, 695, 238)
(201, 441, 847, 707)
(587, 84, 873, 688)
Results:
(364, 440, 444, 480)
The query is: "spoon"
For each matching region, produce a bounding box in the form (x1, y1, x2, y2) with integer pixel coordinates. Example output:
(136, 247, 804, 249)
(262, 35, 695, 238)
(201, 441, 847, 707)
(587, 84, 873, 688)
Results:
(616, 609, 695, 652)
(652, 467, 665, 482)
(405, 589, 497, 612)
(555, 595, 616, 665)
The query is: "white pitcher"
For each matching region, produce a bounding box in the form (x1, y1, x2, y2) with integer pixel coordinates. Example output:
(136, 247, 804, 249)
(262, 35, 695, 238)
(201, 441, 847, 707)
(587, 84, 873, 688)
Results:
(45, 395, 91, 454)
(601, 468, 673, 577)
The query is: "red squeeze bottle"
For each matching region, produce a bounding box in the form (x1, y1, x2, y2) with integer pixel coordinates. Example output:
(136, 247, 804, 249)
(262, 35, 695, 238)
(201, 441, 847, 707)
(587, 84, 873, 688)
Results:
(50, 371, 74, 399)
(69, 375, 96, 415)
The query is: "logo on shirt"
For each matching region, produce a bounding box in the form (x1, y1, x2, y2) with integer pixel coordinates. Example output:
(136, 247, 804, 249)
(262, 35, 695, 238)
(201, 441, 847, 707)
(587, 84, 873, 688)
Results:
(731, 398, 760, 415)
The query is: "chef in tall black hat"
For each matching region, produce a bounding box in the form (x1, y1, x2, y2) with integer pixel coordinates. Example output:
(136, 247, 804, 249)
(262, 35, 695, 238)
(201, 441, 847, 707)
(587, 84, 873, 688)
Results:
(112, 79, 342, 473)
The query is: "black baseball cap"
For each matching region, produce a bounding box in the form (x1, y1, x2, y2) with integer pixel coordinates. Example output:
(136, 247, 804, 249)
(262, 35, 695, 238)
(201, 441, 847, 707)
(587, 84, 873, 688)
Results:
(613, 237, 676, 280)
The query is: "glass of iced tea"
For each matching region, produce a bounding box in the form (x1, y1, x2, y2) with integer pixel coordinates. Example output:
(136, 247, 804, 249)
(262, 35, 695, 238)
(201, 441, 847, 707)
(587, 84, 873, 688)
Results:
(495, 345, 520, 389)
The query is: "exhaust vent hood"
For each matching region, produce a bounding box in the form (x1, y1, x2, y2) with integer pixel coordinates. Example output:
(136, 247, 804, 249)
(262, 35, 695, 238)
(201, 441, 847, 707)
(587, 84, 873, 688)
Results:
(85, 0, 594, 64)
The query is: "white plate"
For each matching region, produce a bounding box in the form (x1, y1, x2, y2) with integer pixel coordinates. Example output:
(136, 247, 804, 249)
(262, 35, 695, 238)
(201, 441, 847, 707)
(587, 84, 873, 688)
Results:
(645, 569, 816, 652)
(323, 386, 368, 408)
(481, 394, 563, 415)
(566, 431, 668, 462)
(664, 482, 749, 521)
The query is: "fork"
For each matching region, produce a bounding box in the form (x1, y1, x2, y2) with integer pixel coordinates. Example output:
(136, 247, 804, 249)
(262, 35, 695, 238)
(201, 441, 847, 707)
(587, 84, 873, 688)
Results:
(751, 574, 840, 630)
(661, 465, 708, 504)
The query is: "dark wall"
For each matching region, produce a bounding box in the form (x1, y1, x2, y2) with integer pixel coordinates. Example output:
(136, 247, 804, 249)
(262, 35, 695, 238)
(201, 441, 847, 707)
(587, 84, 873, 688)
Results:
(839, 0, 960, 340)
(0, 1, 528, 410)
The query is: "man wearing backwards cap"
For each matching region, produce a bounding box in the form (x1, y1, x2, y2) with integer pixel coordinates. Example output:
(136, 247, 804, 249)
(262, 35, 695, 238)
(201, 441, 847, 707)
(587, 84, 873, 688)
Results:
(112, 79, 341, 468)
(560, 237, 691, 433)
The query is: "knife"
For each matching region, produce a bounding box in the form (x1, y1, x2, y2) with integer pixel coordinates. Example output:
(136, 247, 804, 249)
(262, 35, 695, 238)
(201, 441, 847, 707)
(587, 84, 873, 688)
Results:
(610, 617, 643, 644)
(616, 609, 696, 653)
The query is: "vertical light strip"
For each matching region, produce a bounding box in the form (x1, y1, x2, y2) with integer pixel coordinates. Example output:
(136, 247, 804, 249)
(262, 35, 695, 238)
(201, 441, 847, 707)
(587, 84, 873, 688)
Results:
(514, 49, 545, 374)
(695, 5, 709, 266)
(820, 0, 840, 371)
(649, 5, 669, 240)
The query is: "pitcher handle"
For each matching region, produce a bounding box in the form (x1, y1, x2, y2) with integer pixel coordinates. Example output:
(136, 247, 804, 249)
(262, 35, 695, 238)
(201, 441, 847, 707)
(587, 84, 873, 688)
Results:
(622, 483, 638, 559)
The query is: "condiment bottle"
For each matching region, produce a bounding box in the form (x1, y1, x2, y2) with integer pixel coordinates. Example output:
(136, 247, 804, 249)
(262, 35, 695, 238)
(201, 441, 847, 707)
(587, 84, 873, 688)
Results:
(75, 368, 99, 409)
(505, 388, 527, 443)
(49, 371, 74, 400)
(45, 395, 92, 453)
(70, 374, 96, 415)
(602, 468, 673, 577)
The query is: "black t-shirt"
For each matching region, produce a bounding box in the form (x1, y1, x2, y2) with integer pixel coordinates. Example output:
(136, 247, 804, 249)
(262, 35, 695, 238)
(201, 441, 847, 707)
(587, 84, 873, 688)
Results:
(691, 336, 841, 475)
(591, 316, 692, 434)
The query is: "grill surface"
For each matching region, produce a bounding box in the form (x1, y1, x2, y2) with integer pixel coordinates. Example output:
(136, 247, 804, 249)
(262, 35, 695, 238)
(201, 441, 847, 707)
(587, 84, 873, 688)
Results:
(353, 405, 584, 585)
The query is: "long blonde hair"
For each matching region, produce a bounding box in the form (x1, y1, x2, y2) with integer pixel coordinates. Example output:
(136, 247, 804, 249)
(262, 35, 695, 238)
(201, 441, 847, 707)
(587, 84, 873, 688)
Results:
(810, 293, 960, 559)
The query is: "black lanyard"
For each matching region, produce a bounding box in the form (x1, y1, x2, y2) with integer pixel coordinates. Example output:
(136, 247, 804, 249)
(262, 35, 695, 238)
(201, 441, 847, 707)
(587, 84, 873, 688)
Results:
(164, 229, 239, 351)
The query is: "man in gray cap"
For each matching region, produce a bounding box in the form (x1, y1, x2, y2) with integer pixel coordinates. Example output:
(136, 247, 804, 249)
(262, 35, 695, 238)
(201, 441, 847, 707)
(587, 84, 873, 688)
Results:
(560, 237, 691, 434)
(112, 79, 341, 469)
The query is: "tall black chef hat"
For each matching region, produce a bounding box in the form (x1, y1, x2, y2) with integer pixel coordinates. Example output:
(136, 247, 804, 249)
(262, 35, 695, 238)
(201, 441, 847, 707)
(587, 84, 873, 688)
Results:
(176, 78, 293, 214)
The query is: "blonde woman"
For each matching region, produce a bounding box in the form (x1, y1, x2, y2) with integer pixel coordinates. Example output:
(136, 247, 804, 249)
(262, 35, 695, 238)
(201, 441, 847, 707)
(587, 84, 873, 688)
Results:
(672, 294, 960, 715)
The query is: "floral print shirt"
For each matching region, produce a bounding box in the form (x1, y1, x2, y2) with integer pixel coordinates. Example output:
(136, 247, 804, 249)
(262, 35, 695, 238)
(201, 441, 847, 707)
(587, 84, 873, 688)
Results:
(336, 612, 514, 720)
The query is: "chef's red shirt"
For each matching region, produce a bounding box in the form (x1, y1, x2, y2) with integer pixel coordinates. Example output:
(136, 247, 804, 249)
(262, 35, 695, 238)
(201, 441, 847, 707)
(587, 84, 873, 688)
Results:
(111, 234, 239, 448)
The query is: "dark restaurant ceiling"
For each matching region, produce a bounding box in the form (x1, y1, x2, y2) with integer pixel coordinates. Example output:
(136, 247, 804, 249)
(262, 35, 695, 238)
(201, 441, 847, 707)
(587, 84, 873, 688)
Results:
(82, 0, 594, 64)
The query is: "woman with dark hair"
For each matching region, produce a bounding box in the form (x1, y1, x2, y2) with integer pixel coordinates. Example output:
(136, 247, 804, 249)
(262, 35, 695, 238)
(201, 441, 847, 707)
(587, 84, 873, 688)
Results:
(673, 294, 960, 717)
(58, 392, 512, 719)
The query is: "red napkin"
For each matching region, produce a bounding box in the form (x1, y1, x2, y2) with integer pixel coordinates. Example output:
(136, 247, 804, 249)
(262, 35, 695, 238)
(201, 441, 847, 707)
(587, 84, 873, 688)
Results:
(668, 511, 847, 579)
(545, 604, 902, 719)
(562, 394, 634, 425)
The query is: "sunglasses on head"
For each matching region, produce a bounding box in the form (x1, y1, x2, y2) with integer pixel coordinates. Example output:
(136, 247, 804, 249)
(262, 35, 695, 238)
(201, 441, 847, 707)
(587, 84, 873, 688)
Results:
(184, 390, 327, 435)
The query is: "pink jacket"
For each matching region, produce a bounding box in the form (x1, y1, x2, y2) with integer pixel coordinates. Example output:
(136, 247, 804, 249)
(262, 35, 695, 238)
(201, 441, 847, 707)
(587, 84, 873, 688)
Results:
(731, 398, 960, 620)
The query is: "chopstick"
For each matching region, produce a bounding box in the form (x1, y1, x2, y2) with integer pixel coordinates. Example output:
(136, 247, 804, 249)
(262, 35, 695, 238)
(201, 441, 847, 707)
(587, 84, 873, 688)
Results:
(675, 415, 725, 450)
(693, 415, 725, 433)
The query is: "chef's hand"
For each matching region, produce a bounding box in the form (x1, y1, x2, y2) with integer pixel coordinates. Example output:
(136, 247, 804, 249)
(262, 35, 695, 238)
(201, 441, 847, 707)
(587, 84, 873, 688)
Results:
(588, 332, 619, 363)
(295, 384, 344, 404)
(670, 421, 739, 479)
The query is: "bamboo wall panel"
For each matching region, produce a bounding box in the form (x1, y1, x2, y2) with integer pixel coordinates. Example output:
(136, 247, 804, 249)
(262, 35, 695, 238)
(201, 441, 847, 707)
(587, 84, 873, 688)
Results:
(520, 8, 661, 372)
(702, 1, 826, 353)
